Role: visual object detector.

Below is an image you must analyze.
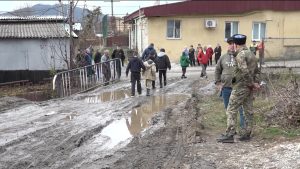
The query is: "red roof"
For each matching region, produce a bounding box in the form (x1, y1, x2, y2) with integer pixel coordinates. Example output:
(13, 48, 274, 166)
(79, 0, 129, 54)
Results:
(124, 0, 300, 22)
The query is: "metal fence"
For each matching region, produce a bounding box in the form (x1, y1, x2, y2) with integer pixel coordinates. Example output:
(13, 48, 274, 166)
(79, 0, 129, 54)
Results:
(52, 58, 122, 97)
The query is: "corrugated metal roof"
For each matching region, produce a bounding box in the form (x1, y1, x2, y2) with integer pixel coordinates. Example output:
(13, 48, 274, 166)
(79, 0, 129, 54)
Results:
(0, 16, 78, 38)
(124, 0, 300, 22)
(0, 22, 69, 38)
(0, 16, 66, 22)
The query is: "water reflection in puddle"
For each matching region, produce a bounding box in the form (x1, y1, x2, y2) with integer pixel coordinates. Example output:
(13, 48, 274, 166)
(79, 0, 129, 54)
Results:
(100, 94, 188, 148)
(126, 94, 188, 136)
(101, 119, 131, 149)
(84, 89, 131, 103)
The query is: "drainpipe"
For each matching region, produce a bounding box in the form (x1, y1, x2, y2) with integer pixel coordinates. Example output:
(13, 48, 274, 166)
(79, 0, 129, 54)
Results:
(139, 6, 142, 54)
(129, 26, 131, 49)
(69, 0, 74, 69)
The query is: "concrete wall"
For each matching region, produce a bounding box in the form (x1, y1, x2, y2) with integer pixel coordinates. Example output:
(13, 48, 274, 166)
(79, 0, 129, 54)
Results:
(0, 38, 70, 71)
(144, 11, 300, 62)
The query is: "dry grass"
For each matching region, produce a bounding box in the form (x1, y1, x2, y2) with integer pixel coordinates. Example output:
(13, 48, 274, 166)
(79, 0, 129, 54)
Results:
(199, 73, 300, 140)
(0, 82, 53, 98)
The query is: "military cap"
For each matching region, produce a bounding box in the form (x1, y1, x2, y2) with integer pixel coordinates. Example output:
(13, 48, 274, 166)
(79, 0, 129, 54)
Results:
(227, 37, 234, 44)
(232, 34, 247, 45)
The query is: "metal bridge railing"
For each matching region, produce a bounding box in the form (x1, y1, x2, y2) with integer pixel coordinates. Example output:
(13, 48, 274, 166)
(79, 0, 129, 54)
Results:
(52, 58, 122, 97)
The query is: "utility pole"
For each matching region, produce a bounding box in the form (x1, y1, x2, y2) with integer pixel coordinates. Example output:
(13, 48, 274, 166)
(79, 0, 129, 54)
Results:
(58, 0, 63, 16)
(111, 0, 114, 16)
(110, 0, 114, 46)
(69, 0, 74, 69)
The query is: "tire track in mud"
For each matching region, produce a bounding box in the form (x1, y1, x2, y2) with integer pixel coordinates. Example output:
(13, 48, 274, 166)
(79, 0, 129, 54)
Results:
(102, 79, 210, 169)
(1, 118, 113, 169)
(5, 121, 111, 169)
(1, 72, 212, 169)
(0, 84, 138, 169)
(26, 121, 112, 169)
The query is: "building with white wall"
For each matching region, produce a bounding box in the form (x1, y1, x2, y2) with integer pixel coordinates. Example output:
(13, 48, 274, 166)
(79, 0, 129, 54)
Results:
(0, 16, 76, 83)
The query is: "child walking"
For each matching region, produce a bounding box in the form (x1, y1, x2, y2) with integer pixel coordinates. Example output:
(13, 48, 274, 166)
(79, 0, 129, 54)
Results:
(143, 55, 157, 96)
(155, 48, 171, 88)
(180, 48, 190, 79)
(126, 51, 146, 97)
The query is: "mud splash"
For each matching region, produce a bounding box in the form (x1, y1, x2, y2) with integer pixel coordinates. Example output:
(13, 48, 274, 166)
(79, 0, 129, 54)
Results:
(100, 94, 189, 149)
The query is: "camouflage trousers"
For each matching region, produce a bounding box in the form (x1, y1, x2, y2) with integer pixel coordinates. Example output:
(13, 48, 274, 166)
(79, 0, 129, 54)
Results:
(225, 87, 254, 136)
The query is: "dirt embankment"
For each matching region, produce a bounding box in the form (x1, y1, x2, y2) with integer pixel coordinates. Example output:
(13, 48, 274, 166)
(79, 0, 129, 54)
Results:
(98, 78, 300, 169)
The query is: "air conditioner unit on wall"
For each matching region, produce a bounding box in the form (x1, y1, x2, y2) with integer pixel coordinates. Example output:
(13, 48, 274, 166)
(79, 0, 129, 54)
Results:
(205, 19, 217, 28)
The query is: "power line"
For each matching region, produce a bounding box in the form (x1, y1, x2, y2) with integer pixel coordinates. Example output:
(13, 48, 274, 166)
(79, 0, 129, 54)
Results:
(76, 5, 141, 7)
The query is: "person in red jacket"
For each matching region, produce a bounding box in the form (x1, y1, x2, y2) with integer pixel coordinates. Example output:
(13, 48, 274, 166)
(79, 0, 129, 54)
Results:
(206, 45, 214, 66)
(198, 46, 209, 78)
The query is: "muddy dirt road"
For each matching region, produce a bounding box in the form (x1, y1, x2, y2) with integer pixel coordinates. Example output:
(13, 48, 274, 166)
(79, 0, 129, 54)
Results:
(0, 64, 299, 169)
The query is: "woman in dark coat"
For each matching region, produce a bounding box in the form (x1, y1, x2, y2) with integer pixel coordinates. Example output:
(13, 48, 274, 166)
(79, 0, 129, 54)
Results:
(214, 43, 222, 64)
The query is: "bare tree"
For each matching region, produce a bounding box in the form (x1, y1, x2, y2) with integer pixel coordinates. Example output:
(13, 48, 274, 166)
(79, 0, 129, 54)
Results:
(79, 7, 102, 49)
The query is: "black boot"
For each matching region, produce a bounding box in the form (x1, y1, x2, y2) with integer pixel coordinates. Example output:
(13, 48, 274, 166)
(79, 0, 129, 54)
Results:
(238, 131, 251, 141)
(160, 83, 163, 88)
(238, 134, 251, 141)
(164, 81, 167, 86)
(146, 89, 150, 96)
(152, 81, 156, 89)
(216, 134, 234, 143)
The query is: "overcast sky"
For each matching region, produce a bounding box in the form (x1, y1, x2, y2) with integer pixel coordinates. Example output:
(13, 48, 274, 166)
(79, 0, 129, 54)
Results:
(0, 0, 182, 16)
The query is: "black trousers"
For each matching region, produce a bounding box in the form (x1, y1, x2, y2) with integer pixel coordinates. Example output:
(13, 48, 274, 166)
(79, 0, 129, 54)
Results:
(215, 55, 220, 64)
(182, 67, 187, 76)
(116, 60, 122, 78)
(121, 59, 125, 67)
(131, 72, 142, 96)
(158, 70, 167, 86)
(209, 57, 213, 66)
(189, 57, 195, 66)
(152, 81, 156, 88)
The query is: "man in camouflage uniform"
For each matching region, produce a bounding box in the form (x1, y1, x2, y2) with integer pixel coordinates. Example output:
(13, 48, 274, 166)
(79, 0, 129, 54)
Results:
(217, 34, 260, 143)
(215, 37, 245, 129)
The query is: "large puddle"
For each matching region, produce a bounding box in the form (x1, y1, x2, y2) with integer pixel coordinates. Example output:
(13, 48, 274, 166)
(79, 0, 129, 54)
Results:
(100, 94, 189, 149)
(83, 89, 131, 103)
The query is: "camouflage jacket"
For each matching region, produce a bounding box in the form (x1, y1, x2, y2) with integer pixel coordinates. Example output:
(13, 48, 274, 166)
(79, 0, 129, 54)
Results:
(215, 50, 236, 88)
(233, 46, 260, 88)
